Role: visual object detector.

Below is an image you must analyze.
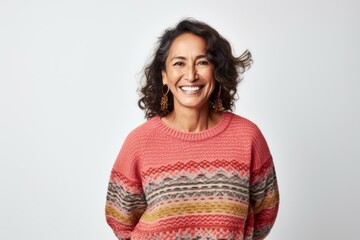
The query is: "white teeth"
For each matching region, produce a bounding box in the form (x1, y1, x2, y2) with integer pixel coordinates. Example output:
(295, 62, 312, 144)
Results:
(180, 86, 201, 91)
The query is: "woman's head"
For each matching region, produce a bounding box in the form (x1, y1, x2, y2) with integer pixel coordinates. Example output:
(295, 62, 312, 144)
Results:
(138, 18, 252, 119)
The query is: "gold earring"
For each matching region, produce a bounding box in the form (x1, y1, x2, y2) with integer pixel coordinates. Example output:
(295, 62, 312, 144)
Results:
(214, 86, 223, 112)
(161, 85, 169, 111)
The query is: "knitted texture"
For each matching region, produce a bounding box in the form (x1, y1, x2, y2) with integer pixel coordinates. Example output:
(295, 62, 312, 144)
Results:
(105, 112, 279, 240)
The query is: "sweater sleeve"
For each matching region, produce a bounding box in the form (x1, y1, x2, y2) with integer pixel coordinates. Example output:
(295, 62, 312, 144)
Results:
(249, 126, 279, 240)
(105, 132, 147, 239)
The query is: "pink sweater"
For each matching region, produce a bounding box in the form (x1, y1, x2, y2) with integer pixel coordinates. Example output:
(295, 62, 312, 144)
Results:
(105, 112, 279, 240)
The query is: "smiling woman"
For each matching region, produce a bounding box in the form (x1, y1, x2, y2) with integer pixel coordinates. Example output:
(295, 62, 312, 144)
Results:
(105, 18, 279, 240)
(161, 33, 216, 130)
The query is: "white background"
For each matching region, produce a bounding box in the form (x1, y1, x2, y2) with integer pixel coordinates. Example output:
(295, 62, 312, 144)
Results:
(1, 0, 359, 239)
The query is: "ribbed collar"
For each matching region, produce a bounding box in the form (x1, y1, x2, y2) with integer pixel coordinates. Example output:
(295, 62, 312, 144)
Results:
(151, 112, 233, 142)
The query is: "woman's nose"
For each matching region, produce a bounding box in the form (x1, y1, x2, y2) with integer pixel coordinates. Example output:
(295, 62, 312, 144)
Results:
(184, 65, 199, 81)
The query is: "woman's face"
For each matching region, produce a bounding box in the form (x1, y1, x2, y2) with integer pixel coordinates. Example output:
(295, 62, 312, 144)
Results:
(162, 33, 215, 113)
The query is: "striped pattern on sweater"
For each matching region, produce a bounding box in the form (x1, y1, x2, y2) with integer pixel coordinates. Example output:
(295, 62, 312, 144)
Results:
(105, 112, 279, 240)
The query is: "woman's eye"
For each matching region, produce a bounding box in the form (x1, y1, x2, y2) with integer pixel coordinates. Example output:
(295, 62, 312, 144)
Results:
(173, 62, 184, 66)
(197, 61, 209, 65)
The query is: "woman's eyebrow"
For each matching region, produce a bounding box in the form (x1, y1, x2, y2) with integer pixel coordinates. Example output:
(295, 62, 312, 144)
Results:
(169, 55, 207, 61)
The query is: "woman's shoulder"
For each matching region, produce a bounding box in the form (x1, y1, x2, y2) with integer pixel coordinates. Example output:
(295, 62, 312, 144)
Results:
(226, 112, 264, 137)
(227, 112, 258, 128)
(125, 116, 161, 142)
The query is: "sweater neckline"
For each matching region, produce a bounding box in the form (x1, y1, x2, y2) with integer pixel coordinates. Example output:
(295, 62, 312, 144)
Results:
(153, 112, 233, 142)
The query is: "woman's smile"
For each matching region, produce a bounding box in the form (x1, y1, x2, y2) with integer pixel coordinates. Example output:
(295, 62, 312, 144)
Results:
(179, 85, 203, 94)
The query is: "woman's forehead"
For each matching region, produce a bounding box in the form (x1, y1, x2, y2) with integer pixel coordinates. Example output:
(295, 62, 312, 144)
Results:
(167, 33, 207, 59)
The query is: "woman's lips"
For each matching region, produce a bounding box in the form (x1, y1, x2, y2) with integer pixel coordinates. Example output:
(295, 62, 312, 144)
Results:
(179, 86, 203, 93)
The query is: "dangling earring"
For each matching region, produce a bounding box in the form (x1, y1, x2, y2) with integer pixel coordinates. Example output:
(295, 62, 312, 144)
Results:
(161, 84, 169, 111)
(214, 86, 223, 112)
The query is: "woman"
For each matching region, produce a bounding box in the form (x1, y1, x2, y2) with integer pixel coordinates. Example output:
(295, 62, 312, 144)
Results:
(105, 19, 279, 240)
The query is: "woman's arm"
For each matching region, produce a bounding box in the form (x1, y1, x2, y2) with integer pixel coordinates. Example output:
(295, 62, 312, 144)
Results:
(105, 131, 147, 239)
(105, 170, 146, 239)
(249, 127, 280, 239)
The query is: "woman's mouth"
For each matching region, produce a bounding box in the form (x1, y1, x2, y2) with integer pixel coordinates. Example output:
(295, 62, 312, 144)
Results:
(180, 86, 202, 93)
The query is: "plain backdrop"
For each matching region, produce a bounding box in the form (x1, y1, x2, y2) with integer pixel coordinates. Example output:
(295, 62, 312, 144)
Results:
(1, 0, 359, 239)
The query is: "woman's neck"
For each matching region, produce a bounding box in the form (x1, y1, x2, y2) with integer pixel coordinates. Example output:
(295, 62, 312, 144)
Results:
(162, 107, 221, 133)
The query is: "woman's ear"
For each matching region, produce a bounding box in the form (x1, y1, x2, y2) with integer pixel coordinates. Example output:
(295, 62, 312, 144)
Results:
(161, 70, 168, 85)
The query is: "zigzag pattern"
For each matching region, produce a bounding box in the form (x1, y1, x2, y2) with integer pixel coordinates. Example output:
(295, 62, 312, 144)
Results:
(144, 171, 250, 208)
(250, 156, 274, 183)
(133, 219, 245, 240)
(136, 214, 245, 232)
(107, 182, 147, 213)
(110, 170, 143, 194)
(143, 159, 249, 181)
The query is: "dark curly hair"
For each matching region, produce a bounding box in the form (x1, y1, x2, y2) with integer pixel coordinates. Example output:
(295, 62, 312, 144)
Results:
(138, 18, 252, 119)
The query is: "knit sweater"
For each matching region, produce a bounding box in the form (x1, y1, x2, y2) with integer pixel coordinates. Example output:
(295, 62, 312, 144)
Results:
(105, 112, 279, 240)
